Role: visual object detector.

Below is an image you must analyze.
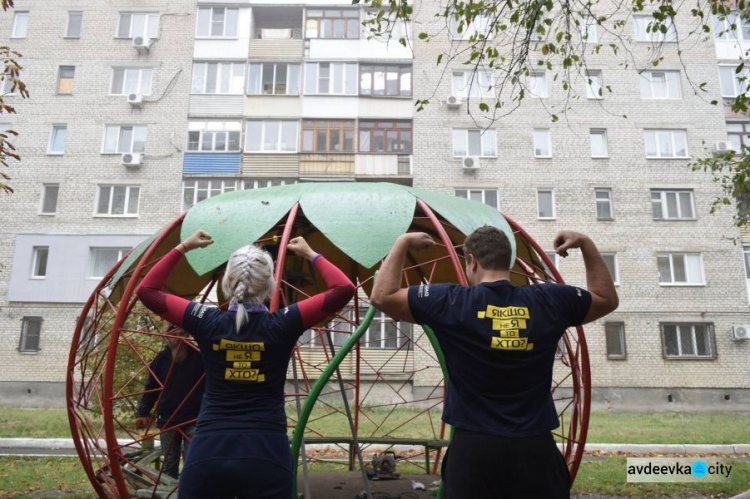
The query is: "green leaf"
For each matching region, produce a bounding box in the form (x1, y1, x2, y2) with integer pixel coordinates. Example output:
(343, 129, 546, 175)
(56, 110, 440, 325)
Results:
(437, 53, 443, 64)
(418, 32, 428, 40)
(479, 102, 489, 112)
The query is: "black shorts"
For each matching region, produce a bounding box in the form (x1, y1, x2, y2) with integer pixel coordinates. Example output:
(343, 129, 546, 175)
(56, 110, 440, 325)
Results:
(441, 428, 570, 499)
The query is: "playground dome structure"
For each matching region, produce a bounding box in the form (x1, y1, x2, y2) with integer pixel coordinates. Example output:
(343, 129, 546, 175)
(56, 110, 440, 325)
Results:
(66, 182, 590, 498)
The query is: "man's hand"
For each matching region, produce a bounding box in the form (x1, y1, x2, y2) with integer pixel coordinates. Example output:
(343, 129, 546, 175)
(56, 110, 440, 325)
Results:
(180, 229, 214, 252)
(553, 231, 590, 258)
(287, 236, 315, 260)
(398, 232, 436, 252)
(135, 417, 149, 429)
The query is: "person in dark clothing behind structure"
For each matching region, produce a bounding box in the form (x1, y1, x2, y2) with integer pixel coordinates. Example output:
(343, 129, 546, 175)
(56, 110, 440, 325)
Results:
(370, 227, 618, 499)
(135, 325, 205, 479)
(137, 229, 355, 499)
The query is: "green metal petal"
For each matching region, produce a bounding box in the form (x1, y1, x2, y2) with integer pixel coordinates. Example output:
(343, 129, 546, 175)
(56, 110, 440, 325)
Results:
(181, 184, 305, 275)
(407, 187, 517, 265)
(108, 230, 161, 290)
(299, 183, 415, 269)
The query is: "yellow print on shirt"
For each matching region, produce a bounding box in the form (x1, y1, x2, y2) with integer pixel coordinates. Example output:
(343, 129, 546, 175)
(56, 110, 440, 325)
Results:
(477, 306, 534, 351)
(212, 339, 267, 382)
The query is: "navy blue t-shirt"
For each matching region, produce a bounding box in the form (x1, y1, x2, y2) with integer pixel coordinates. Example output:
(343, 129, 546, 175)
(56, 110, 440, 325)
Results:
(181, 301, 304, 433)
(408, 280, 591, 438)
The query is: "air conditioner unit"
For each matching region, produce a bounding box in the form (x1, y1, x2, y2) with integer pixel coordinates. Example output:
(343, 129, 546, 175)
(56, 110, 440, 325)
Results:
(446, 95, 462, 109)
(731, 324, 750, 341)
(462, 156, 480, 170)
(714, 141, 733, 154)
(133, 36, 151, 53)
(121, 152, 143, 167)
(127, 93, 143, 108)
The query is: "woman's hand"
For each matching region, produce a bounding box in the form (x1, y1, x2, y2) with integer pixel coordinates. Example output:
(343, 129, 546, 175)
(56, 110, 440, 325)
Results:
(288, 236, 315, 261)
(179, 229, 214, 253)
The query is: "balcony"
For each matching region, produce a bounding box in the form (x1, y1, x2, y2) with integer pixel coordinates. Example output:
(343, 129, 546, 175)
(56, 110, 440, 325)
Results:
(249, 7, 303, 59)
(299, 154, 355, 177)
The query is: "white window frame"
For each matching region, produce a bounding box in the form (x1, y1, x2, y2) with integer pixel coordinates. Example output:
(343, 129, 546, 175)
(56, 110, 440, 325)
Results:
(604, 322, 626, 359)
(101, 125, 147, 154)
(191, 62, 245, 95)
(452, 129, 497, 157)
(640, 70, 681, 99)
(182, 179, 238, 212)
(196, 7, 239, 39)
(19, 317, 42, 353)
(360, 310, 412, 350)
(543, 251, 558, 275)
(533, 128, 552, 157)
(743, 245, 750, 303)
(0, 76, 16, 96)
(657, 252, 704, 286)
(110, 68, 154, 96)
(713, 13, 750, 42)
(661, 323, 715, 359)
(455, 188, 499, 210)
(586, 70, 603, 99)
(31, 246, 49, 279)
(727, 122, 750, 153)
(634, 16, 676, 42)
(12, 12, 29, 38)
(584, 15, 598, 43)
(590, 129, 609, 158)
(448, 13, 491, 40)
(602, 252, 620, 285)
(89, 247, 130, 279)
(247, 63, 301, 96)
(47, 125, 67, 155)
(644, 130, 689, 159)
(187, 121, 242, 152)
(95, 185, 141, 217)
(304, 62, 358, 95)
(244, 120, 299, 153)
(452, 70, 493, 98)
(116, 12, 160, 39)
(651, 189, 696, 220)
(242, 179, 292, 190)
(57, 66, 75, 95)
(529, 71, 548, 98)
(595, 188, 614, 220)
(719, 65, 749, 98)
(537, 188, 556, 219)
(40, 184, 59, 215)
(66, 11, 82, 38)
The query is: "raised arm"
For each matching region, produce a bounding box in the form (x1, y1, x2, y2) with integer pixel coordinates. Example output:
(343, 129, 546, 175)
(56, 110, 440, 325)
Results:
(287, 237, 356, 329)
(370, 232, 435, 323)
(136, 230, 214, 327)
(553, 230, 619, 324)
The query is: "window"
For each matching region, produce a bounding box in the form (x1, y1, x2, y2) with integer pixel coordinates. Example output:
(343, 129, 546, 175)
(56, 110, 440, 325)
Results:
(242, 178, 291, 190)
(449, 13, 491, 40)
(301, 120, 354, 153)
(661, 323, 714, 358)
(452, 129, 497, 157)
(455, 188, 499, 210)
(304, 63, 357, 95)
(651, 189, 695, 220)
(743, 245, 750, 301)
(361, 65, 412, 97)
(89, 247, 130, 278)
(111, 68, 153, 96)
(595, 189, 613, 220)
(533, 128, 552, 157)
(452, 70, 493, 98)
(719, 65, 748, 98)
(584, 16, 598, 43)
(543, 251, 558, 274)
(31, 246, 49, 278)
(247, 63, 300, 96)
(634, 16, 675, 42)
(639, 71, 681, 99)
(96, 185, 140, 216)
(590, 129, 608, 158)
(182, 179, 238, 211)
(117, 12, 159, 39)
(657, 252, 704, 285)
(644, 130, 688, 158)
(713, 13, 750, 41)
(360, 310, 412, 349)
(187, 121, 241, 152)
(305, 9, 360, 39)
(41, 184, 59, 215)
(605, 322, 626, 359)
(245, 121, 298, 153)
(586, 70, 603, 99)
(57, 66, 75, 94)
(537, 189, 555, 219)
(12, 12, 29, 38)
(196, 7, 238, 38)
(359, 121, 412, 153)
(66, 11, 82, 38)
(191, 62, 245, 94)
(102, 125, 146, 154)
(727, 122, 750, 153)
(19, 317, 42, 352)
(0, 75, 16, 95)
(529, 71, 548, 97)
(48, 125, 67, 154)
(602, 253, 620, 284)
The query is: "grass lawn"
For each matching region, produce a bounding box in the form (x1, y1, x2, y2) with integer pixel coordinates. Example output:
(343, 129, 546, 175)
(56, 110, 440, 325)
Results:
(0, 457, 95, 498)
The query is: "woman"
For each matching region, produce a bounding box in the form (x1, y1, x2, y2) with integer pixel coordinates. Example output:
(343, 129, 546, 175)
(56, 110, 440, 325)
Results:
(137, 229, 355, 498)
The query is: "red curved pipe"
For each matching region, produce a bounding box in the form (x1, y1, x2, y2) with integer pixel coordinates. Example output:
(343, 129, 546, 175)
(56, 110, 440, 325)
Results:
(270, 203, 299, 313)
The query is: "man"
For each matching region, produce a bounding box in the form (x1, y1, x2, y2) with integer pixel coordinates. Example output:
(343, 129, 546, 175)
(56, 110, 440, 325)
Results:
(136, 326, 205, 480)
(370, 227, 618, 498)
